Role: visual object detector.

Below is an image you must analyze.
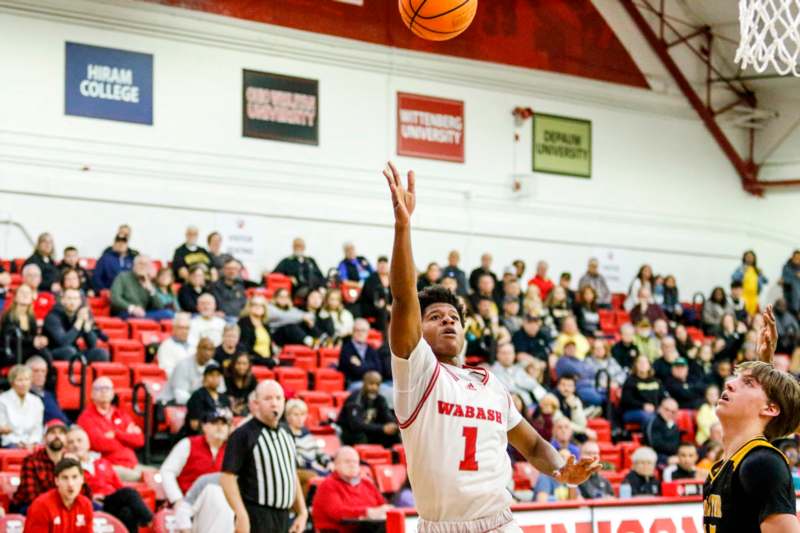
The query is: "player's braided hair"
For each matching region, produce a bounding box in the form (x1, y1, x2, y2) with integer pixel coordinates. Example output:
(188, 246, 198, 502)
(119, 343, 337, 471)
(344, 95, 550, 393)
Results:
(418, 285, 464, 325)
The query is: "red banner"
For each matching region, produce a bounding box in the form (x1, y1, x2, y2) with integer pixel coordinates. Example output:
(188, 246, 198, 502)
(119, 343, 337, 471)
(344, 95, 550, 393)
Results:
(397, 92, 464, 163)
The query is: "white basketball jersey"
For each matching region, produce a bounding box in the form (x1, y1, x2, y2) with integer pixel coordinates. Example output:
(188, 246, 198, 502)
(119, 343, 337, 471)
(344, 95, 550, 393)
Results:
(392, 338, 523, 522)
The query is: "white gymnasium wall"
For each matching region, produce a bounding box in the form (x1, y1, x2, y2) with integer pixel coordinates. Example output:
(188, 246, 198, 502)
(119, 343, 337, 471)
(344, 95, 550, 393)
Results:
(0, 0, 796, 299)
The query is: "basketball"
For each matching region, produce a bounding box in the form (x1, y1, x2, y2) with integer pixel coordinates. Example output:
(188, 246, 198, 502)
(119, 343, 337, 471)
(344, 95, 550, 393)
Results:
(399, 0, 478, 41)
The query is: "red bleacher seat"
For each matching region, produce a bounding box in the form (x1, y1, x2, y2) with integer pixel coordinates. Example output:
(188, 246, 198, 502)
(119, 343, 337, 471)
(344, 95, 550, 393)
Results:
(130, 363, 167, 387)
(354, 445, 392, 466)
(33, 292, 55, 320)
(341, 281, 361, 304)
(611, 293, 625, 310)
(88, 296, 110, 317)
(96, 317, 128, 340)
(128, 318, 161, 339)
(140, 331, 169, 346)
(512, 461, 539, 490)
(0, 513, 25, 531)
(331, 390, 351, 407)
(318, 347, 340, 369)
(165, 406, 188, 434)
(160, 319, 173, 334)
(392, 444, 406, 465)
(313, 368, 345, 393)
(152, 508, 177, 533)
(142, 469, 167, 502)
(275, 367, 308, 393)
(265, 273, 293, 293)
(598, 442, 622, 471)
(9, 274, 22, 291)
(372, 464, 407, 494)
(619, 441, 638, 470)
(677, 408, 697, 443)
(109, 339, 146, 365)
(359, 465, 375, 483)
(93, 362, 131, 390)
(93, 511, 128, 532)
(587, 418, 611, 443)
(366, 329, 384, 349)
(0, 449, 30, 472)
(316, 433, 341, 457)
(297, 390, 334, 411)
(78, 257, 97, 270)
(251, 366, 275, 382)
(280, 345, 317, 370)
(54, 360, 92, 410)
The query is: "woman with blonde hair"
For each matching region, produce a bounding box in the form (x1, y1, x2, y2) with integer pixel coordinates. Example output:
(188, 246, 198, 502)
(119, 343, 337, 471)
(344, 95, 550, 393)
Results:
(0, 364, 44, 449)
(0, 285, 50, 367)
(237, 295, 276, 366)
(318, 288, 354, 342)
(24, 233, 60, 292)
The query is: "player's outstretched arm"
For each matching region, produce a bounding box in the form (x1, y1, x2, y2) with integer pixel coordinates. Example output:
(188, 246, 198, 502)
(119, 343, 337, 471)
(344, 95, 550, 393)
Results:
(761, 514, 800, 533)
(508, 419, 600, 485)
(383, 161, 421, 359)
(756, 304, 778, 364)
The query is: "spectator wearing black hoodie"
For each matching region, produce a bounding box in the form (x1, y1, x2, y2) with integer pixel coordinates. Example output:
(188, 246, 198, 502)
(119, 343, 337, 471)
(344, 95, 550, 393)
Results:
(442, 250, 468, 297)
(662, 358, 704, 409)
(273, 238, 325, 293)
(644, 398, 681, 466)
(59, 247, 94, 296)
(337, 371, 399, 448)
(24, 233, 60, 293)
(172, 225, 215, 282)
(620, 354, 664, 427)
(42, 288, 109, 362)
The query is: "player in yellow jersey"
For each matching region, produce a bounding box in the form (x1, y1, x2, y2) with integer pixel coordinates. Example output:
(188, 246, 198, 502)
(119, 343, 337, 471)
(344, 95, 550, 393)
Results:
(703, 305, 800, 533)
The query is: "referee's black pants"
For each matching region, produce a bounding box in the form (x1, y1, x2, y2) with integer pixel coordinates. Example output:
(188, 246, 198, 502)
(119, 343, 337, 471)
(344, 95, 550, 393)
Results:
(245, 503, 290, 532)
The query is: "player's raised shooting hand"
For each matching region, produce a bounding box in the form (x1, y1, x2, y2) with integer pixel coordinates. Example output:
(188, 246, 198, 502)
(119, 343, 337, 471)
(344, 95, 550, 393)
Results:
(552, 455, 601, 486)
(757, 304, 778, 363)
(383, 161, 416, 227)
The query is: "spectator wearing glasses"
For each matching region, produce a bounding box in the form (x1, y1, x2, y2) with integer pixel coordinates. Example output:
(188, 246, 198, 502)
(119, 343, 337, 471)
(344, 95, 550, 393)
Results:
(77, 377, 148, 482)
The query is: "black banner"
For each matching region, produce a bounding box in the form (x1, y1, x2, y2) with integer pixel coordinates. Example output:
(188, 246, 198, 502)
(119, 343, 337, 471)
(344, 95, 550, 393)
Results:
(242, 69, 319, 145)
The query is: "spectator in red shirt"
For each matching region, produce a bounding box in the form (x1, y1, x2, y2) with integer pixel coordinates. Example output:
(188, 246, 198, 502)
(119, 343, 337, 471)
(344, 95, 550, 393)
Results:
(24, 458, 93, 533)
(311, 446, 389, 533)
(76, 377, 150, 482)
(528, 261, 554, 300)
(12, 420, 92, 513)
(67, 426, 153, 533)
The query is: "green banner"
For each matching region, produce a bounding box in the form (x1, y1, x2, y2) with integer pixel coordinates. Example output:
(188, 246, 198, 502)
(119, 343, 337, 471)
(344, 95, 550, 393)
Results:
(532, 113, 591, 178)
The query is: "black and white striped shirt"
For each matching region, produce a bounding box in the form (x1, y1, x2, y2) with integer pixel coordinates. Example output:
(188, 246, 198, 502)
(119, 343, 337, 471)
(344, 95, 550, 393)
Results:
(222, 418, 297, 509)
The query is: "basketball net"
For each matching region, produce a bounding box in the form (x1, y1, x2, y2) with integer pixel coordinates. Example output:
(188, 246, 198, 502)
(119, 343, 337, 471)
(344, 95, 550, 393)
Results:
(736, 0, 800, 76)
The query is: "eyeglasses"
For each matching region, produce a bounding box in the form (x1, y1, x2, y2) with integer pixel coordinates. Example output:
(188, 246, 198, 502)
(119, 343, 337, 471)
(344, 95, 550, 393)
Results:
(93, 386, 114, 392)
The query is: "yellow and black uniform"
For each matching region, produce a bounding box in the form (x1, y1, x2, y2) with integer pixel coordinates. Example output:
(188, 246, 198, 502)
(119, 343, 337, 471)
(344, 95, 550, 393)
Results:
(703, 436, 795, 533)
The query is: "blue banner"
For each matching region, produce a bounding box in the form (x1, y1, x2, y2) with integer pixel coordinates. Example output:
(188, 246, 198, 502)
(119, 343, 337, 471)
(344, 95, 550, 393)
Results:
(65, 42, 153, 125)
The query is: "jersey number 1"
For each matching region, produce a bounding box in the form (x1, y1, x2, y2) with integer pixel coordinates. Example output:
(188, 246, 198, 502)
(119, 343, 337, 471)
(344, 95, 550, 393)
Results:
(459, 426, 479, 471)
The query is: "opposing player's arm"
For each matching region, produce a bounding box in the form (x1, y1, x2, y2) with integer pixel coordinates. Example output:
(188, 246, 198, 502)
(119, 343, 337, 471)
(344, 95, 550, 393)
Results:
(761, 514, 800, 533)
(756, 305, 778, 364)
(383, 162, 421, 359)
(508, 419, 600, 485)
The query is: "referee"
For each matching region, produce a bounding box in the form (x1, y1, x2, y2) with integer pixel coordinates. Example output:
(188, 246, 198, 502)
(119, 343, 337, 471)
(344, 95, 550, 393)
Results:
(221, 380, 308, 533)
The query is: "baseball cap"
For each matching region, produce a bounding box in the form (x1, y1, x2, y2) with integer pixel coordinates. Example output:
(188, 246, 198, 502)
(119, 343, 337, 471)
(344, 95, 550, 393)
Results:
(673, 357, 688, 367)
(45, 419, 67, 433)
(203, 364, 223, 377)
(203, 407, 233, 424)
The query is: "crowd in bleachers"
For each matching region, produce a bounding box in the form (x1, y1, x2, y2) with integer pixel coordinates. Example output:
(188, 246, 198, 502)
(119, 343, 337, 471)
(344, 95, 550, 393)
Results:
(0, 223, 799, 531)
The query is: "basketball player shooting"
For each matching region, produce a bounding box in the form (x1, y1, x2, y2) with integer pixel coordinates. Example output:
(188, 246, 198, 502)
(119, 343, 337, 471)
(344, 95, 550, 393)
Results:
(703, 305, 800, 533)
(382, 162, 599, 533)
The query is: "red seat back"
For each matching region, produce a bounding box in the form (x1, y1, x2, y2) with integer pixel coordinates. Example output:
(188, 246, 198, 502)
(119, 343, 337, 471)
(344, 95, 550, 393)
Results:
(251, 366, 275, 382)
(371, 464, 407, 494)
(93, 511, 128, 532)
(0, 513, 25, 532)
(313, 368, 345, 393)
(128, 318, 161, 339)
(152, 508, 177, 533)
(96, 317, 128, 340)
(280, 345, 317, 370)
(92, 362, 131, 390)
(318, 347, 340, 369)
(297, 391, 334, 410)
(275, 367, 308, 394)
(366, 329, 383, 349)
(354, 444, 392, 466)
(331, 390, 351, 407)
(53, 360, 92, 410)
(109, 339, 146, 365)
(265, 273, 293, 293)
